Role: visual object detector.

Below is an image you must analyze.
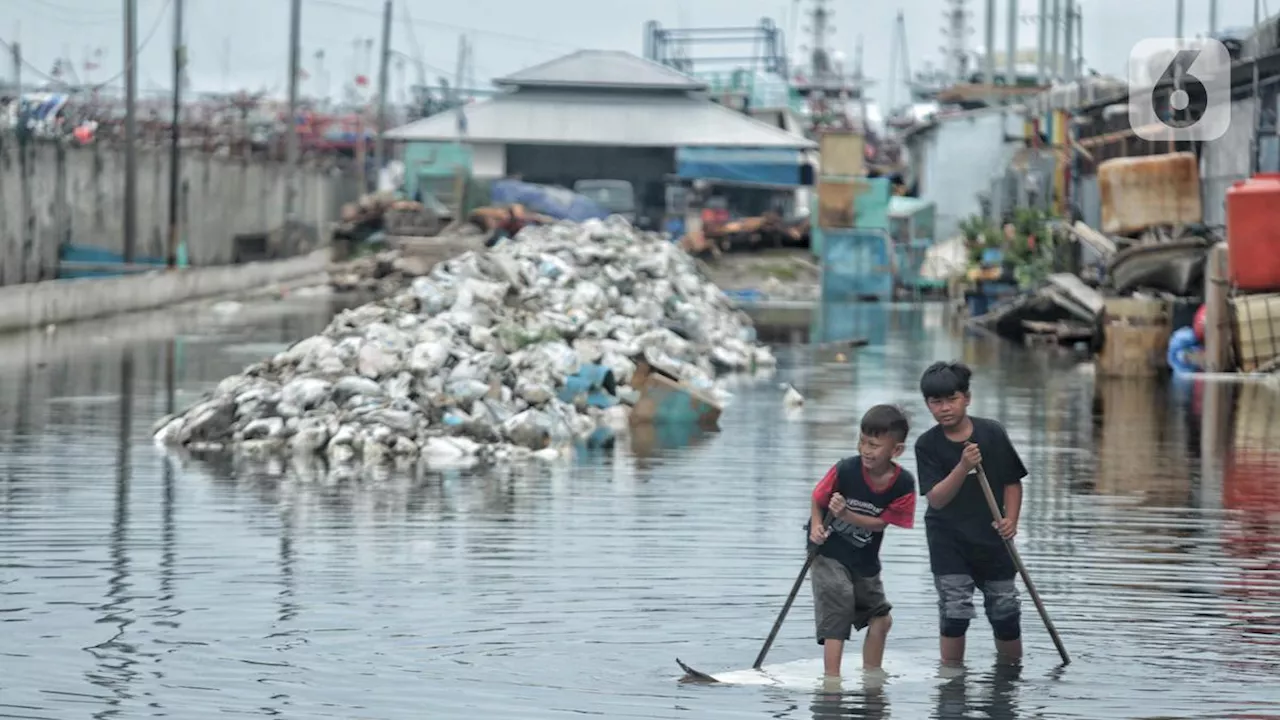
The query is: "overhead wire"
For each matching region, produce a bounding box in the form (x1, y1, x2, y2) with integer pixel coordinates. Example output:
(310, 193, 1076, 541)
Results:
(0, 0, 172, 91)
(23, 0, 121, 24)
(304, 0, 581, 52)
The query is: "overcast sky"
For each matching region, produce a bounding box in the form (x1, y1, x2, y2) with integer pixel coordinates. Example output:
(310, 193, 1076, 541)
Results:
(1, 0, 1268, 104)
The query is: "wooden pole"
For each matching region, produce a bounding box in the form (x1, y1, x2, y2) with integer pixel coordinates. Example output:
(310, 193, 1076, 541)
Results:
(974, 464, 1071, 665)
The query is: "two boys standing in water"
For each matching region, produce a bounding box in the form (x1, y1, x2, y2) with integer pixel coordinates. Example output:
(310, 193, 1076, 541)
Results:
(806, 360, 1029, 678)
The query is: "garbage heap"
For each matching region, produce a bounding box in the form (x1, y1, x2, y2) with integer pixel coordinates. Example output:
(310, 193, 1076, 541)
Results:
(154, 217, 777, 469)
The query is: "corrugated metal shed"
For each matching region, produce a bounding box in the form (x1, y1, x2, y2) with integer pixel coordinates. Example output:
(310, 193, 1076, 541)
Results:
(385, 91, 816, 149)
(493, 50, 708, 91)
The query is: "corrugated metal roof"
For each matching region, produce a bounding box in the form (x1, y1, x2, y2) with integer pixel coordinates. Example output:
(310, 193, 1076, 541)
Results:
(385, 91, 817, 149)
(493, 50, 708, 91)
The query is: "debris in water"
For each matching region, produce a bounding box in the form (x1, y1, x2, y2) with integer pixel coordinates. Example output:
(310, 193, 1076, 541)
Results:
(782, 384, 804, 408)
(153, 217, 778, 472)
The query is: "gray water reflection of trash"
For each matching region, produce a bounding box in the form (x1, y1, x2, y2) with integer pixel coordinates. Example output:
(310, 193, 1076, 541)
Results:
(0, 301, 1279, 719)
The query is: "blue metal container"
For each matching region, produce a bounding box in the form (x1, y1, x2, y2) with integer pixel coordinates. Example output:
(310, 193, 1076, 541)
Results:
(820, 228, 895, 302)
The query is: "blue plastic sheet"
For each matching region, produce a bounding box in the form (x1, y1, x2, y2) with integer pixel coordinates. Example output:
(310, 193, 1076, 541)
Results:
(675, 148, 803, 186)
(557, 364, 618, 408)
(488, 180, 610, 222)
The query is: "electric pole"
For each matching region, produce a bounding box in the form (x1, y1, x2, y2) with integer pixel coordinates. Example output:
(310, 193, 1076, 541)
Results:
(285, 0, 301, 226)
(168, 0, 184, 268)
(375, 0, 392, 179)
(1006, 0, 1018, 96)
(983, 0, 995, 87)
(1063, 0, 1075, 82)
(1050, 0, 1060, 80)
(1037, 0, 1047, 84)
(124, 0, 137, 264)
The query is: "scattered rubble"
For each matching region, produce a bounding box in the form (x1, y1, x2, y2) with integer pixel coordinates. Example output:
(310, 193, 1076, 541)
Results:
(697, 250, 821, 303)
(328, 227, 488, 297)
(153, 217, 777, 474)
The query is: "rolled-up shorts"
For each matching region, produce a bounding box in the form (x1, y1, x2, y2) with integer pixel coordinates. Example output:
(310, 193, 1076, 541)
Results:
(811, 554, 892, 644)
(929, 531, 1021, 640)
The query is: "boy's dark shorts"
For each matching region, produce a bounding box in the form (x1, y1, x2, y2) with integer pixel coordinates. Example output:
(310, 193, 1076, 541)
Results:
(928, 531, 1022, 641)
(811, 554, 892, 644)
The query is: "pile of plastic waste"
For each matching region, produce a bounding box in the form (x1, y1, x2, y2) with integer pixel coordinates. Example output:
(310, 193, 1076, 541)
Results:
(153, 217, 776, 472)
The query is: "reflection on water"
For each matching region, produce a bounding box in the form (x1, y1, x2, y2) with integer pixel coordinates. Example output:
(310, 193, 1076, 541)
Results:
(0, 300, 1279, 719)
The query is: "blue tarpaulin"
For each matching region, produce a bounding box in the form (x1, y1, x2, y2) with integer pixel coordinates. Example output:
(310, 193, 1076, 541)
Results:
(675, 147, 803, 186)
(488, 180, 610, 222)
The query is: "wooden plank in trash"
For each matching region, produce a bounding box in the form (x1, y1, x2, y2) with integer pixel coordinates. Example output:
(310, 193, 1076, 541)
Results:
(629, 358, 722, 427)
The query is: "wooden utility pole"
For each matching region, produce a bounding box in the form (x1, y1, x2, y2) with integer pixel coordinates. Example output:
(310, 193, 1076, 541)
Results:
(123, 0, 137, 263)
(285, 0, 302, 226)
(375, 0, 392, 179)
(167, 0, 184, 268)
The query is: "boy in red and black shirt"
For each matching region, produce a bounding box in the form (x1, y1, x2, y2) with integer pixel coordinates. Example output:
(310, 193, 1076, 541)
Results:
(806, 404, 917, 677)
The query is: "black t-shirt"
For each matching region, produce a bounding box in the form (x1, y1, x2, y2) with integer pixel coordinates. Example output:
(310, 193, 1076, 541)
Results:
(914, 416, 1028, 547)
(806, 456, 917, 577)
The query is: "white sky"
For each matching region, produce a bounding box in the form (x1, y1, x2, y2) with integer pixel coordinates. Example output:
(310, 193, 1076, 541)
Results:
(1, 0, 1267, 102)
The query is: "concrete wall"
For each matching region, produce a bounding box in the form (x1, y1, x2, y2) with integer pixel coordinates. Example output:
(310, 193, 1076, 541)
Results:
(908, 110, 1024, 241)
(0, 248, 329, 334)
(471, 143, 506, 178)
(0, 139, 344, 285)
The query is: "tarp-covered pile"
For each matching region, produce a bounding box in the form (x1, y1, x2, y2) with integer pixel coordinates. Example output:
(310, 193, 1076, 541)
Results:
(154, 217, 776, 473)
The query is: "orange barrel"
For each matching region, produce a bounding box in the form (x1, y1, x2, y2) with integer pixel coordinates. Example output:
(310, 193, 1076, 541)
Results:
(1226, 173, 1280, 291)
(1223, 448, 1280, 513)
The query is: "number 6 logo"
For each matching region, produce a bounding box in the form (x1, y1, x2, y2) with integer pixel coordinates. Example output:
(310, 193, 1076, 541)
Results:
(1128, 38, 1231, 142)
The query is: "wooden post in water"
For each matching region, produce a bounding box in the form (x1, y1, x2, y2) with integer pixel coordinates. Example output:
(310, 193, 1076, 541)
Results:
(1204, 242, 1231, 372)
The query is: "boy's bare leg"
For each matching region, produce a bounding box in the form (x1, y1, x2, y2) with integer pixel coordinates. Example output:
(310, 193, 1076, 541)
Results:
(940, 635, 966, 666)
(995, 637, 1022, 663)
(862, 615, 892, 669)
(823, 639, 845, 677)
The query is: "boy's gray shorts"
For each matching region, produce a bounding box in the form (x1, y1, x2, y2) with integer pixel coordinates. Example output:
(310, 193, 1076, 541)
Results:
(811, 554, 893, 644)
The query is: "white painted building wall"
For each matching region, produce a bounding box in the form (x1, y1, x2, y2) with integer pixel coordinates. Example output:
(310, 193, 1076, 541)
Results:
(907, 109, 1025, 241)
(470, 142, 507, 179)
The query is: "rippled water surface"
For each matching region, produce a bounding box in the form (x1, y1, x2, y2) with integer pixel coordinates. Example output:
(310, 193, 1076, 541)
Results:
(2, 298, 1280, 720)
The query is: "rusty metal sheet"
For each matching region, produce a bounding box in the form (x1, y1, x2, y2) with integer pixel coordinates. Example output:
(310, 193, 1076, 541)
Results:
(818, 131, 865, 178)
(817, 181, 858, 228)
(1098, 152, 1202, 235)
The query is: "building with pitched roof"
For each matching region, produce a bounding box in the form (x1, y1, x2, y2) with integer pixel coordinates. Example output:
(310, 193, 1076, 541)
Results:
(386, 49, 815, 226)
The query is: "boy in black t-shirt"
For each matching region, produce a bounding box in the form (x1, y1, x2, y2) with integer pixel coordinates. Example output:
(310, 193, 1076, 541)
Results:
(914, 361, 1029, 666)
(806, 404, 917, 677)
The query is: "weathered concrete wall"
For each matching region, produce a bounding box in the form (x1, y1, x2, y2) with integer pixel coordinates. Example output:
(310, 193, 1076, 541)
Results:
(0, 248, 330, 334)
(0, 138, 346, 285)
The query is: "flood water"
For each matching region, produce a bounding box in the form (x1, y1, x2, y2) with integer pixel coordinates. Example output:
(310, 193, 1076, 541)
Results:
(1, 297, 1279, 719)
